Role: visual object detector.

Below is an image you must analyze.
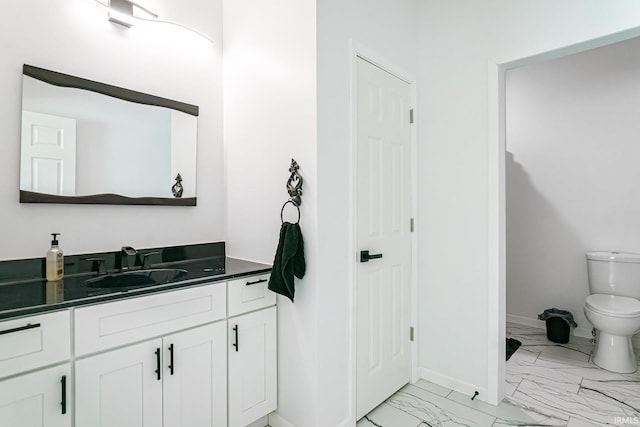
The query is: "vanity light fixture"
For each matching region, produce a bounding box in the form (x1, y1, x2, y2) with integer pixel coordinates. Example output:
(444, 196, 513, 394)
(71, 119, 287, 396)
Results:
(108, 0, 157, 28)
(98, 0, 214, 44)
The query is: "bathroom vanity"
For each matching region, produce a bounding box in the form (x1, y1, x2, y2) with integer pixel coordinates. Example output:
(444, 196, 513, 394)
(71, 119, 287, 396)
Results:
(0, 243, 276, 427)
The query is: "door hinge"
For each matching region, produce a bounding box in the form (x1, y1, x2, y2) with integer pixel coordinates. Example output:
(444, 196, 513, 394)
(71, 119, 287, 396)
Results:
(410, 327, 414, 341)
(409, 109, 414, 124)
(410, 218, 415, 232)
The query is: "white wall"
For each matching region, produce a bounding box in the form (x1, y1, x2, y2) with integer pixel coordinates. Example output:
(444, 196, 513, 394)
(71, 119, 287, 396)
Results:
(506, 36, 640, 341)
(418, 0, 640, 402)
(225, 0, 419, 425)
(223, 1, 318, 426)
(0, 0, 222, 259)
(316, 1, 418, 425)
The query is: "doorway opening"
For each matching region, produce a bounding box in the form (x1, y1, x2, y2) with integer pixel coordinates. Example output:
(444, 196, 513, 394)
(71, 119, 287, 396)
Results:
(488, 26, 640, 405)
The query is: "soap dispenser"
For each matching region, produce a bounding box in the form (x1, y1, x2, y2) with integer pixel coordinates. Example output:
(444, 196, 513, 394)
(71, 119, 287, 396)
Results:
(46, 233, 64, 281)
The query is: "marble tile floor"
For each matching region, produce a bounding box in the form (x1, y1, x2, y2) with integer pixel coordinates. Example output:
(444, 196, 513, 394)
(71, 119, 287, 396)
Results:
(358, 323, 640, 426)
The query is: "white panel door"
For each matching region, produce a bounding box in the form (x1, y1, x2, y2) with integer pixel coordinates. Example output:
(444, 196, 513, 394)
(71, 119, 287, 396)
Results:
(163, 322, 227, 427)
(228, 307, 277, 427)
(75, 339, 163, 427)
(0, 364, 70, 427)
(20, 111, 76, 195)
(356, 57, 412, 419)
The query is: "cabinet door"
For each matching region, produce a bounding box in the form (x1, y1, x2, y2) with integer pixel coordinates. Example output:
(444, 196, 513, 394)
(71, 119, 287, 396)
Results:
(163, 321, 227, 427)
(75, 339, 163, 427)
(0, 364, 70, 427)
(228, 307, 277, 427)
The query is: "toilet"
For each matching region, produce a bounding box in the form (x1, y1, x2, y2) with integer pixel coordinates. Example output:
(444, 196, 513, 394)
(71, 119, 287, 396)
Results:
(584, 251, 640, 373)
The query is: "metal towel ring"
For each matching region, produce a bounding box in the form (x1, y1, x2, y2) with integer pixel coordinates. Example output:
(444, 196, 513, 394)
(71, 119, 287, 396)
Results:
(280, 200, 300, 224)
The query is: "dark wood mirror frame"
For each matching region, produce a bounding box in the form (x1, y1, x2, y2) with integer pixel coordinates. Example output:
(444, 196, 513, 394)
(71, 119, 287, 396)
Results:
(20, 65, 199, 206)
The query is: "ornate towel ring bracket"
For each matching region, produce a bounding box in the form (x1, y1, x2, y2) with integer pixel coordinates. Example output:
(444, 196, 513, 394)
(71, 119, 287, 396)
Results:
(281, 159, 303, 224)
(286, 159, 303, 207)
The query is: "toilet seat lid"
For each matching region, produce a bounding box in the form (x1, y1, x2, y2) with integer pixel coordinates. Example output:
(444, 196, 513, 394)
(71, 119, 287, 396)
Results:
(586, 294, 640, 317)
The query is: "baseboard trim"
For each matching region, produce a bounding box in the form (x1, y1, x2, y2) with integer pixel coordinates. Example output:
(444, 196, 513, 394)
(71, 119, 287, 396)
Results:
(268, 412, 295, 427)
(507, 314, 640, 347)
(506, 313, 545, 330)
(419, 367, 488, 403)
(269, 411, 352, 427)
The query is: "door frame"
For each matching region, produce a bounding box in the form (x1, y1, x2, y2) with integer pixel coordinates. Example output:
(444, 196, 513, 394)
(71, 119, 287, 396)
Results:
(486, 25, 640, 405)
(348, 41, 419, 422)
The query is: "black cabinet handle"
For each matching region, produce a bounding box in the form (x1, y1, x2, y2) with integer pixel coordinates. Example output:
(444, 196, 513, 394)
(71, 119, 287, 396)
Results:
(246, 278, 267, 286)
(360, 250, 383, 263)
(168, 344, 174, 375)
(154, 348, 161, 381)
(60, 375, 67, 415)
(232, 325, 239, 352)
(0, 323, 40, 336)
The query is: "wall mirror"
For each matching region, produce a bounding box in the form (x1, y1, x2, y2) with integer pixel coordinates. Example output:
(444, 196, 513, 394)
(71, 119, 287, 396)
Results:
(19, 64, 198, 206)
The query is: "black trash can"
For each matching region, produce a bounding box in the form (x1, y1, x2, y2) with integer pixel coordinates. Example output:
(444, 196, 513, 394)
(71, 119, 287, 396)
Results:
(538, 308, 578, 344)
(545, 317, 570, 343)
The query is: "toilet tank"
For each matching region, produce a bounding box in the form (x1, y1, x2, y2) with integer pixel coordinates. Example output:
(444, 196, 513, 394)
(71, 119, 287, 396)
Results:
(586, 252, 640, 298)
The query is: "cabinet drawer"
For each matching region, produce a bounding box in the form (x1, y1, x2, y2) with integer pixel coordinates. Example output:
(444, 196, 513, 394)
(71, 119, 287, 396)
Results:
(75, 283, 226, 356)
(0, 310, 70, 379)
(228, 274, 275, 317)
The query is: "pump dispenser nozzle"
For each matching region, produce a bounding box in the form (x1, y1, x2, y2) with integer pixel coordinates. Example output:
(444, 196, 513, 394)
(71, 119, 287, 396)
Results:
(51, 233, 60, 245)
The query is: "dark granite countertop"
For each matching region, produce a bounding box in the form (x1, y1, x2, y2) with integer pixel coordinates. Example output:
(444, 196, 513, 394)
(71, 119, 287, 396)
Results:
(0, 257, 271, 320)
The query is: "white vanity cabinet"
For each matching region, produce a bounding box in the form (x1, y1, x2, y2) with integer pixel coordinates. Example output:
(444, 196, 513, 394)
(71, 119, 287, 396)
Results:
(0, 311, 72, 427)
(75, 321, 227, 427)
(0, 271, 276, 427)
(227, 274, 277, 427)
(74, 283, 228, 427)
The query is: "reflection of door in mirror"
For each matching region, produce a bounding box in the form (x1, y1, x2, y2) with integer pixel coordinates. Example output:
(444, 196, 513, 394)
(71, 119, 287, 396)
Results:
(19, 65, 199, 206)
(20, 111, 76, 196)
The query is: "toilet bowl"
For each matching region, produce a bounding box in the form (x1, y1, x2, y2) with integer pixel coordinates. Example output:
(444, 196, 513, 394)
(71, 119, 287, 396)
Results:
(585, 252, 640, 373)
(584, 294, 640, 373)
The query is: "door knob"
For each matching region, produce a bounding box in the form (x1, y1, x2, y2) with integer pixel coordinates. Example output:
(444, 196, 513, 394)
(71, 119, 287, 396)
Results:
(360, 250, 383, 263)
